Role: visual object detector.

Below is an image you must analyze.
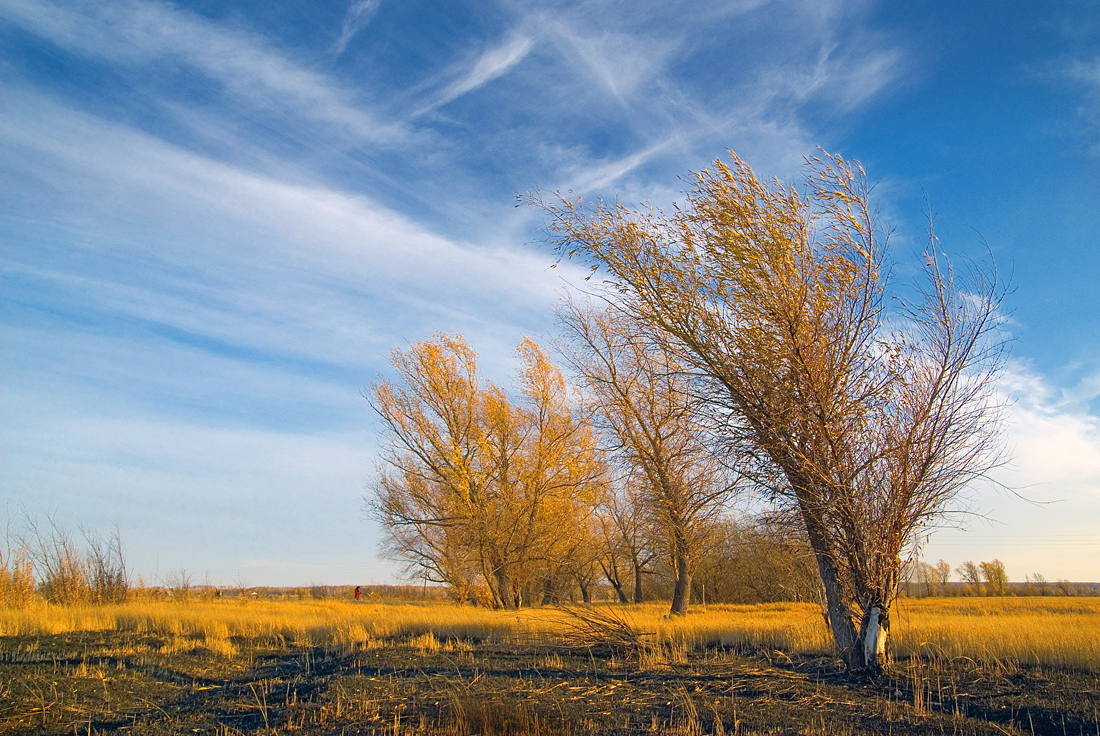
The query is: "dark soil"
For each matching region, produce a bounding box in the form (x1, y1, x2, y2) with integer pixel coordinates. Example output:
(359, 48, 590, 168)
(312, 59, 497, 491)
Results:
(1, 631, 1096, 735)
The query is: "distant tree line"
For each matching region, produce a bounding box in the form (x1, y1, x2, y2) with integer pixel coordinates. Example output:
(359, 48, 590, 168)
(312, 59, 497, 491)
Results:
(901, 557, 1088, 597)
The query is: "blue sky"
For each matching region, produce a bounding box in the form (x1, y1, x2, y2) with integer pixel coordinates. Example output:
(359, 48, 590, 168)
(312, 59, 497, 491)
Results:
(2, 0, 1098, 586)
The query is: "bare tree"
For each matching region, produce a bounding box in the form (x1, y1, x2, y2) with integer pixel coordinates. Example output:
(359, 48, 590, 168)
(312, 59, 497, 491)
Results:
(536, 151, 1007, 671)
(907, 561, 938, 598)
(1026, 572, 1050, 596)
(558, 298, 734, 615)
(593, 478, 655, 603)
(81, 524, 129, 604)
(15, 514, 129, 605)
(956, 560, 982, 595)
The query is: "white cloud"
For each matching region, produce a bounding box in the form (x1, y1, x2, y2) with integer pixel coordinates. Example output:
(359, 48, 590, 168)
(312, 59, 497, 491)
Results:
(1065, 56, 1100, 87)
(1061, 371, 1100, 407)
(333, 0, 382, 56)
(1064, 56, 1100, 151)
(1001, 364, 1100, 495)
(415, 33, 535, 116)
(922, 361, 1100, 581)
(544, 21, 679, 105)
(491, 0, 907, 205)
(564, 138, 679, 193)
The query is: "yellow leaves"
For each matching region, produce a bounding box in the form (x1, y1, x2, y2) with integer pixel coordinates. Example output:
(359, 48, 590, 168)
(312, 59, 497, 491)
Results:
(371, 334, 603, 605)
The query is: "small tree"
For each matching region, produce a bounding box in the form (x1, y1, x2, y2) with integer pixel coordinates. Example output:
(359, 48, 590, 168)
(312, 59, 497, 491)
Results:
(956, 560, 982, 595)
(935, 559, 952, 596)
(558, 298, 735, 615)
(0, 517, 35, 607)
(910, 561, 938, 597)
(1026, 572, 1050, 596)
(593, 478, 655, 603)
(369, 334, 603, 608)
(979, 559, 1008, 596)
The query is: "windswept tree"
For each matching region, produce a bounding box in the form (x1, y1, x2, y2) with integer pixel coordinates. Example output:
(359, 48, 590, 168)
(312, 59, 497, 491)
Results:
(536, 151, 1007, 671)
(369, 334, 603, 608)
(558, 298, 735, 615)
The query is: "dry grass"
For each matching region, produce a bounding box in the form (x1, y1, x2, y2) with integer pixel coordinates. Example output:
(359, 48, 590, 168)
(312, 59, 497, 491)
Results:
(891, 596, 1100, 671)
(1, 596, 1097, 672)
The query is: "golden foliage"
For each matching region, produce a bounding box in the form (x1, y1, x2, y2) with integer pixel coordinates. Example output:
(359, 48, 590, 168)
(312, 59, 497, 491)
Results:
(369, 334, 604, 609)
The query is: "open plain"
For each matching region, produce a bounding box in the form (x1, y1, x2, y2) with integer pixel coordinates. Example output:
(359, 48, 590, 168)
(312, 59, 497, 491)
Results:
(1, 597, 1098, 735)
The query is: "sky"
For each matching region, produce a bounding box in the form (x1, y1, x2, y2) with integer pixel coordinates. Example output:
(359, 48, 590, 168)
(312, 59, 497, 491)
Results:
(2, 0, 1098, 587)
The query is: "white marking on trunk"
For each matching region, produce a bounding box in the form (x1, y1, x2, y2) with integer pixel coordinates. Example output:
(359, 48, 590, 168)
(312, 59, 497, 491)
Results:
(863, 606, 887, 667)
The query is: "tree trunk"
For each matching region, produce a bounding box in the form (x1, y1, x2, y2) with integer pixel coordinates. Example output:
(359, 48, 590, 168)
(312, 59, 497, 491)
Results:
(669, 549, 692, 616)
(632, 562, 645, 603)
(607, 574, 629, 603)
(493, 565, 515, 609)
(541, 576, 555, 605)
(600, 559, 630, 603)
(794, 488, 861, 669)
(814, 551, 860, 667)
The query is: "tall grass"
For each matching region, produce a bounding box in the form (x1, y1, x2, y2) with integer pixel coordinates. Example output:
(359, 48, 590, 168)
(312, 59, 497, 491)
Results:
(890, 596, 1100, 671)
(1, 596, 1096, 671)
(0, 547, 35, 607)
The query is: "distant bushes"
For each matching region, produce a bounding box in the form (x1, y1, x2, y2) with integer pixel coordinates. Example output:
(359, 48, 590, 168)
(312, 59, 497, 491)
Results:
(1, 512, 129, 607)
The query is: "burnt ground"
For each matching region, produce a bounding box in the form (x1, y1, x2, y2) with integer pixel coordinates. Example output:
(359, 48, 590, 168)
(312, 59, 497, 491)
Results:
(1, 631, 1097, 735)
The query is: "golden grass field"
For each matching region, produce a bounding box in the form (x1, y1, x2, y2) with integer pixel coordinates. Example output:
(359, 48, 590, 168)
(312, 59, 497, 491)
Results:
(2, 595, 1097, 672)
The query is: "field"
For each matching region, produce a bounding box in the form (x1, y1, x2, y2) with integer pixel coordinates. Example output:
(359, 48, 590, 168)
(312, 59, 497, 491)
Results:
(1, 597, 1098, 735)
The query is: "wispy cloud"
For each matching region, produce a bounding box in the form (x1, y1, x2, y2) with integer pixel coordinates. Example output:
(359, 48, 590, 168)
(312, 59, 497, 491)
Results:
(495, 0, 906, 203)
(1065, 56, 1100, 86)
(1061, 370, 1100, 407)
(415, 33, 535, 116)
(1063, 55, 1100, 151)
(563, 138, 679, 193)
(1, 86, 577, 369)
(544, 21, 678, 106)
(0, 0, 402, 144)
(333, 0, 381, 55)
